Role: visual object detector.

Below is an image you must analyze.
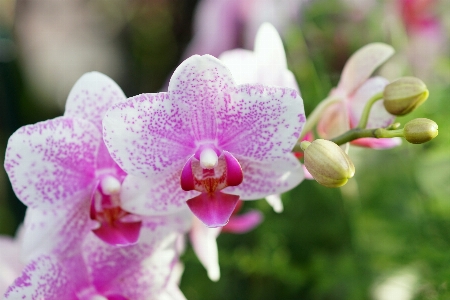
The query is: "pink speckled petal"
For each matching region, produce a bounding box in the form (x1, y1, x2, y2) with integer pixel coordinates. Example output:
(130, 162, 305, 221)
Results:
(222, 210, 263, 233)
(218, 49, 258, 85)
(168, 55, 235, 142)
(0, 237, 23, 296)
(190, 218, 221, 281)
(317, 101, 350, 140)
(64, 72, 127, 131)
(83, 213, 190, 299)
(120, 174, 199, 216)
(22, 203, 91, 261)
(225, 153, 304, 200)
(351, 137, 402, 149)
(4, 255, 88, 300)
(348, 77, 395, 129)
(337, 43, 394, 95)
(4, 117, 99, 209)
(187, 192, 240, 227)
(103, 92, 195, 178)
(218, 85, 305, 160)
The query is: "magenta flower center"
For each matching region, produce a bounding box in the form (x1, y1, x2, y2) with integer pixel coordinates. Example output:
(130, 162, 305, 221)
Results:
(90, 175, 142, 246)
(181, 145, 244, 227)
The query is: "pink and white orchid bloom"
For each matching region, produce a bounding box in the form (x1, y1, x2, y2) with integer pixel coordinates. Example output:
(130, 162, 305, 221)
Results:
(317, 43, 402, 149)
(103, 54, 305, 228)
(4, 72, 145, 246)
(3, 211, 191, 300)
(219, 22, 306, 211)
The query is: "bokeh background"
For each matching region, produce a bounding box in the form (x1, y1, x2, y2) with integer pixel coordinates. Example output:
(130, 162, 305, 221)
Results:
(0, 0, 449, 299)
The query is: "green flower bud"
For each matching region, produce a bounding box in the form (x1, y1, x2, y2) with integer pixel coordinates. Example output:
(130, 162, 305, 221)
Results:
(404, 118, 438, 144)
(383, 77, 429, 116)
(303, 139, 355, 188)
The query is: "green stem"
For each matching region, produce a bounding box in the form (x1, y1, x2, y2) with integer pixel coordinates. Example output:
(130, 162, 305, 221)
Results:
(331, 128, 404, 146)
(356, 92, 384, 129)
(299, 96, 341, 140)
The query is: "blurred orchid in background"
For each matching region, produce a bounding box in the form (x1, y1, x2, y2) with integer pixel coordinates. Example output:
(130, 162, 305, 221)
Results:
(184, 0, 307, 58)
(103, 54, 305, 228)
(398, 0, 446, 79)
(315, 43, 402, 149)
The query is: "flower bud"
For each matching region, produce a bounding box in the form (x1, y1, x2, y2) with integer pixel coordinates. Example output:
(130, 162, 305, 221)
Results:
(383, 77, 428, 115)
(303, 139, 355, 188)
(404, 118, 438, 144)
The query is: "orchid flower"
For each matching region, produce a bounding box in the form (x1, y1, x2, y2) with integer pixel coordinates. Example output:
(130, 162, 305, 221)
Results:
(4, 72, 146, 246)
(398, 0, 445, 79)
(219, 22, 307, 208)
(3, 211, 191, 300)
(184, 0, 306, 58)
(316, 43, 402, 149)
(103, 54, 305, 228)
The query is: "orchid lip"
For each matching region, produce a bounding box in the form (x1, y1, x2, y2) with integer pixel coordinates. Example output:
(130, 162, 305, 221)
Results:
(181, 149, 244, 227)
(90, 177, 142, 246)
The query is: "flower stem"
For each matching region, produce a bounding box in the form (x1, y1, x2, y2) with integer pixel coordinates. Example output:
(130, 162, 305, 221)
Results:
(356, 92, 384, 129)
(299, 96, 341, 140)
(331, 128, 404, 146)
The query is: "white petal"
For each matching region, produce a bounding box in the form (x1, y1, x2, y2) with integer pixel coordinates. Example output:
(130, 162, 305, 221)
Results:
(225, 153, 304, 200)
(338, 43, 394, 95)
(190, 218, 221, 281)
(64, 72, 126, 131)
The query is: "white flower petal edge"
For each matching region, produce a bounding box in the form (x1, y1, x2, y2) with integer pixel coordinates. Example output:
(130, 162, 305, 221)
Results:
(4, 117, 100, 209)
(225, 153, 304, 200)
(64, 72, 127, 131)
(338, 43, 394, 95)
(190, 218, 221, 281)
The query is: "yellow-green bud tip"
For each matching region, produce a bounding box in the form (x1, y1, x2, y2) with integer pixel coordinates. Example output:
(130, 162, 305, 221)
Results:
(383, 77, 428, 116)
(404, 118, 438, 144)
(304, 139, 355, 188)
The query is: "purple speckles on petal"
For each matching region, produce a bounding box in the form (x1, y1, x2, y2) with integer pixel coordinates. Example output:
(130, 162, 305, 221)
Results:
(216, 84, 305, 160)
(225, 153, 304, 200)
(103, 92, 195, 178)
(4, 117, 100, 209)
